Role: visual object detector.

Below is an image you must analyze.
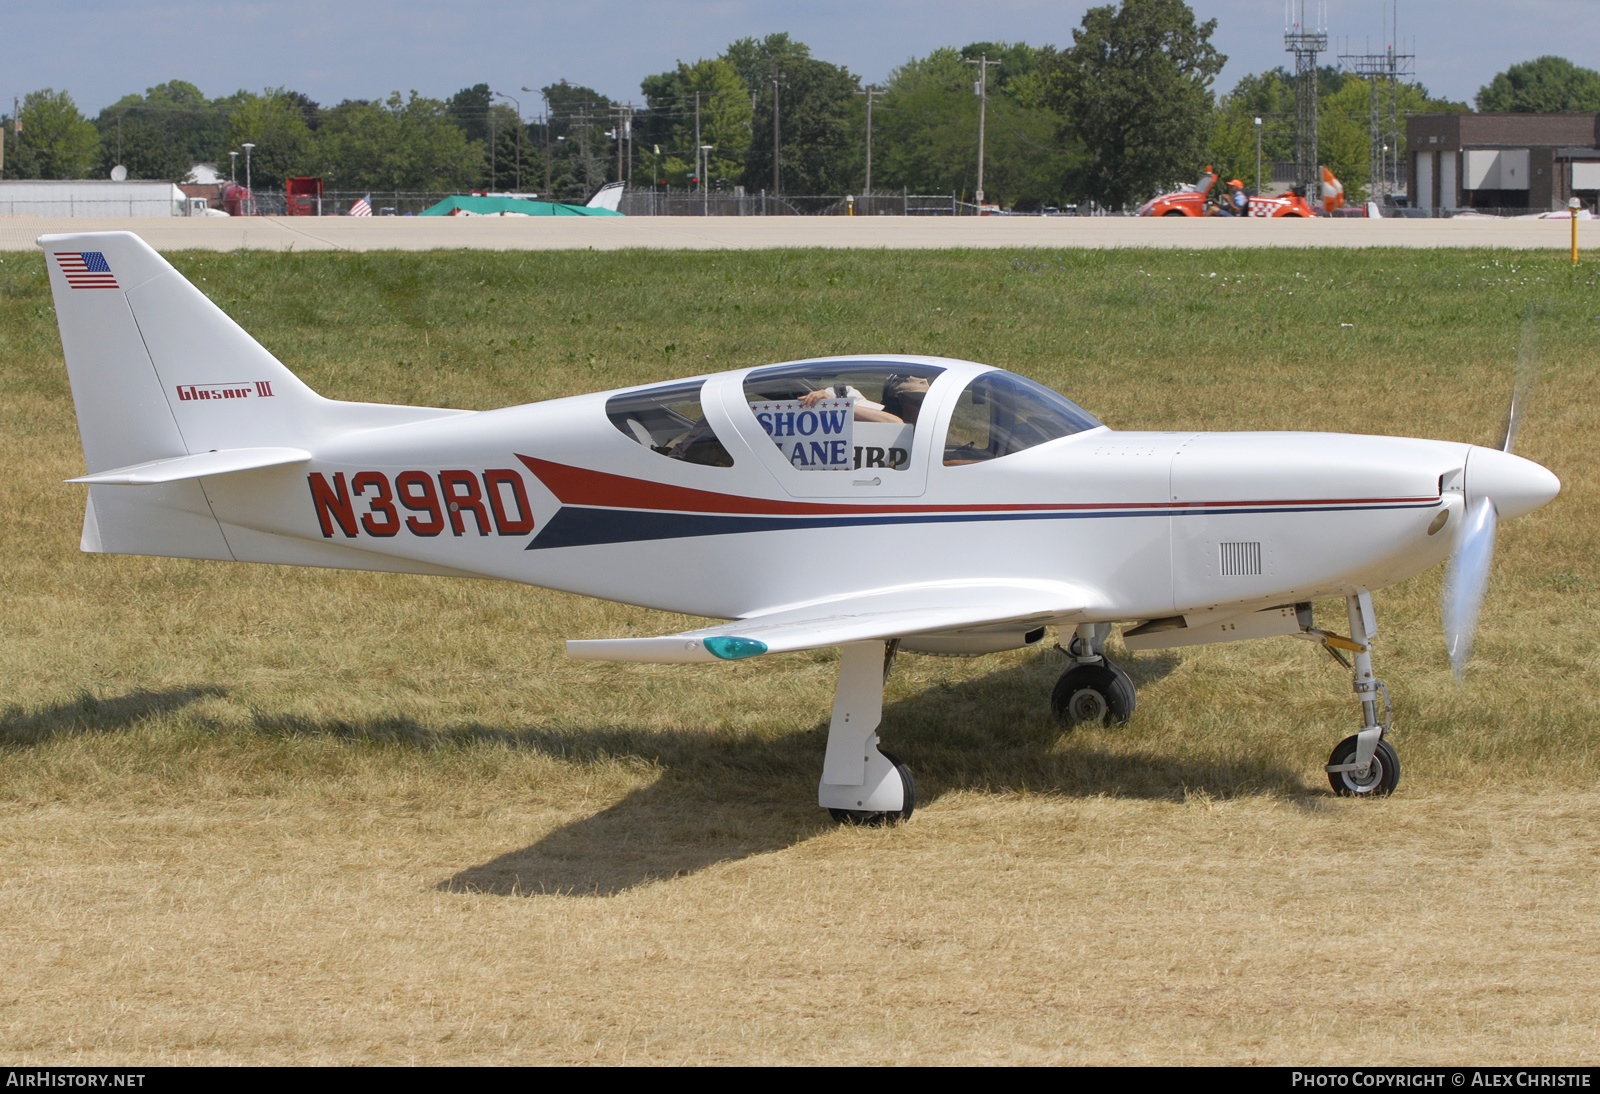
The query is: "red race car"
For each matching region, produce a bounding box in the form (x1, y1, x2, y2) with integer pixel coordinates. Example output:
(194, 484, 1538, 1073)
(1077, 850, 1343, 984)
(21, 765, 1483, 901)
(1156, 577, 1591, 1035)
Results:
(1137, 168, 1320, 218)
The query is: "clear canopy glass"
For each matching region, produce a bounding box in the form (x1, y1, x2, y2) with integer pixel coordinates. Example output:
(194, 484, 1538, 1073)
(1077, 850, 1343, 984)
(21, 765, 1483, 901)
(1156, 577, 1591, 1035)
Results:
(606, 379, 734, 467)
(943, 371, 1101, 465)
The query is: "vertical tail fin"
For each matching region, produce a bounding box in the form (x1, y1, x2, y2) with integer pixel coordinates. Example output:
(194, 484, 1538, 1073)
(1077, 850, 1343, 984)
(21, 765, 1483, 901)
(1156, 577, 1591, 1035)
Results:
(42, 230, 456, 559)
(43, 230, 327, 472)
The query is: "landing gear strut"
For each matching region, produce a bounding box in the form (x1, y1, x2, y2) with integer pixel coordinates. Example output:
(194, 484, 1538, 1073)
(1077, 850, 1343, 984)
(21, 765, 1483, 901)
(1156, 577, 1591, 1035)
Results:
(1323, 592, 1401, 796)
(1051, 623, 1136, 727)
(820, 641, 914, 825)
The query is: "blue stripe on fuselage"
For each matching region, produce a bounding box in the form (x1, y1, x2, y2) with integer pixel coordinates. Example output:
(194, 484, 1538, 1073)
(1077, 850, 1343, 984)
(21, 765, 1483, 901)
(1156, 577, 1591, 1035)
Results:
(526, 500, 1440, 550)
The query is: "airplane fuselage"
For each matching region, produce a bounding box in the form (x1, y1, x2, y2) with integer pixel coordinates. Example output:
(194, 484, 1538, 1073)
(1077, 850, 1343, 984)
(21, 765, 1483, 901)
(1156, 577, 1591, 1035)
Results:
(118, 356, 1541, 633)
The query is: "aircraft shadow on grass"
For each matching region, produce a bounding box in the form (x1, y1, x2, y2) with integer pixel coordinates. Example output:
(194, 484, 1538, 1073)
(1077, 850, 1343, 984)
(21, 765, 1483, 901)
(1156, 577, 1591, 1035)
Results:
(0, 685, 224, 746)
(425, 650, 1305, 898)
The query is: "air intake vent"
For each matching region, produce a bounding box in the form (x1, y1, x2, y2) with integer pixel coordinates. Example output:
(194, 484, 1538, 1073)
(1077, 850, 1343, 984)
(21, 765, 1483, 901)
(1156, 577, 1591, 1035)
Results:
(1219, 541, 1263, 576)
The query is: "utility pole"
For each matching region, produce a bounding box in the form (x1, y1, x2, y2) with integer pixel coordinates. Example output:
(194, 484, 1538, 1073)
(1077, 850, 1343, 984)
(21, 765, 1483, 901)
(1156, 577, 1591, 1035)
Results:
(857, 85, 882, 198)
(618, 104, 634, 187)
(694, 90, 701, 193)
(770, 74, 787, 196)
(965, 54, 1000, 207)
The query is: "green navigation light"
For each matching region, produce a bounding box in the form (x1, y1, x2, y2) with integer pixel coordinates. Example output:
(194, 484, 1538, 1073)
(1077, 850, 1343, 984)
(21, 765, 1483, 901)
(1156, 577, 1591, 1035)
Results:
(702, 636, 768, 660)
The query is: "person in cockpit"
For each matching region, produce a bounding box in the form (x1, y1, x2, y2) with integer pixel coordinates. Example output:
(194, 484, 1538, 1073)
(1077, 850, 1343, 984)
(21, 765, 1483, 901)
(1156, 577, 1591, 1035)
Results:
(799, 374, 930, 424)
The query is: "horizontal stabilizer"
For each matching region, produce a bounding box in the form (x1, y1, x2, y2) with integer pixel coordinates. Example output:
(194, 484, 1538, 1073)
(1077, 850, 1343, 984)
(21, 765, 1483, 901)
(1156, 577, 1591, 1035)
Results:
(68, 447, 311, 485)
(568, 580, 1092, 663)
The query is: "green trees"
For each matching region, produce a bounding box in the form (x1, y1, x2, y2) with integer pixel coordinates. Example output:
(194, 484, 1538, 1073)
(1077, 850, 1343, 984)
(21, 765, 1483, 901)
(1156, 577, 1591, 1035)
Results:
(540, 80, 614, 201)
(311, 93, 481, 192)
(639, 58, 751, 190)
(1476, 56, 1600, 112)
(876, 43, 1075, 208)
(222, 90, 314, 188)
(94, 81, 225, 181)
(444, 84, 534, 190)
(9, 90, 101, 179)
(637, 34, 862, 197)
(725, 34, 861, 195)
(1044, 0, 1225, 209)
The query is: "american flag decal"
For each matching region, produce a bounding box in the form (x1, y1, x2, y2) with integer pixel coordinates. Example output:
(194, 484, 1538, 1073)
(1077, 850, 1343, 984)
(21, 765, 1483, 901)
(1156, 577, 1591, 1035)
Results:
(56, 252, 119, 289)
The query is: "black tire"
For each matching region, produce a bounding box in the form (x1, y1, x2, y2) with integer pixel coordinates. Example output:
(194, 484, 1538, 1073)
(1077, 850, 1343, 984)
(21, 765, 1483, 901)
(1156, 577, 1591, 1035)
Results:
(1162, 209, 1187, 217)
(1051, 662, 1136, 727)
(829, 751, 915, 826)
(1326, 735, 1401, 797)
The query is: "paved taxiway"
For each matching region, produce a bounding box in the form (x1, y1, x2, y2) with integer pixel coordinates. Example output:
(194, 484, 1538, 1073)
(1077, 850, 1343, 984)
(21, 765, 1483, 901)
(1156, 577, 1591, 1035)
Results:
(1, 214, 1592, 251)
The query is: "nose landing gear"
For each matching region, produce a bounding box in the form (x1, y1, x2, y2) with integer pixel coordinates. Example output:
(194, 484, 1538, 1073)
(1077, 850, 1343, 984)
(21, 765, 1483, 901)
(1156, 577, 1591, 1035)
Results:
(1322, 592, 1400, 797)
(1051, 623, 1136, 727)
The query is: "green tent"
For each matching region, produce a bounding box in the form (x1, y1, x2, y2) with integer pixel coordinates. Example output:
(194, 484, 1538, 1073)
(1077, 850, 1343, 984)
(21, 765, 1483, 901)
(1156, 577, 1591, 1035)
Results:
(419, 195, 623, 217)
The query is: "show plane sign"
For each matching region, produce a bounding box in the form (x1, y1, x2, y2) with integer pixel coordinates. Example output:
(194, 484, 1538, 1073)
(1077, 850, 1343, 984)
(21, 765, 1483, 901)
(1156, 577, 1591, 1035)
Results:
(750, 398, 854, 469)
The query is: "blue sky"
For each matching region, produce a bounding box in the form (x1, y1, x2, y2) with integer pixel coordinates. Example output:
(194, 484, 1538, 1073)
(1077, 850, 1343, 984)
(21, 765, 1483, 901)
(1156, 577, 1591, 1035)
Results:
(13, 1, 1599, 115)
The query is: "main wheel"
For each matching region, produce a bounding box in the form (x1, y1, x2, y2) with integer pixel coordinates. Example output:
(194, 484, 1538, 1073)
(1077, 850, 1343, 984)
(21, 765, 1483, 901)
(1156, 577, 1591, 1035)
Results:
(1051, 662, 1136, 727)
(1163, 209, 1187, 217)
(1326, 735, 1401, 796)
(829, 751, 916, 826)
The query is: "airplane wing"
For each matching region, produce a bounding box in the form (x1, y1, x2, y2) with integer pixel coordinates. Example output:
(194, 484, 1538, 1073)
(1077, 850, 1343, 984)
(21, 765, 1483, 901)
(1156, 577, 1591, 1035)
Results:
(567, 580, 1095, 663)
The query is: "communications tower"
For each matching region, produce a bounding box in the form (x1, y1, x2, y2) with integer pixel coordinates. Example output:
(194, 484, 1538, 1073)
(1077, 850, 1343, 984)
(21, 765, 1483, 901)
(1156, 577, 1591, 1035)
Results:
(1285, 1, 1328, 195)
(1338, 5, 1415, 205)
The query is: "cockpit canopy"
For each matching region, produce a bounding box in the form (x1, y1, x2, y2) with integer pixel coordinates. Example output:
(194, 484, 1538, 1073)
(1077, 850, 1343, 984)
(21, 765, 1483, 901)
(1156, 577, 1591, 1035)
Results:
(606, 363, 1102, 472)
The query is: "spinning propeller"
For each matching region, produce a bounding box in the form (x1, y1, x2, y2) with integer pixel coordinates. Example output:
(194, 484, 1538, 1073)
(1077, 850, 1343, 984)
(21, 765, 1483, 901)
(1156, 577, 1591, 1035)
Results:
(1441, 314, 1560, 679)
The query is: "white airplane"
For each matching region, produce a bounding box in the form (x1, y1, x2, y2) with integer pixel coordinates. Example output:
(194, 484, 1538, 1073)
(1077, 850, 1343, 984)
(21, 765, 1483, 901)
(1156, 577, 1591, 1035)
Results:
(44, 232, 1560, 823)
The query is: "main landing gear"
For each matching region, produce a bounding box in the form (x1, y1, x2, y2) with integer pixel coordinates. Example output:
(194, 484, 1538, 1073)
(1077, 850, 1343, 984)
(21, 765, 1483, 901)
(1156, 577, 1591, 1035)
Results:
(1320, 592, 1401, 797)
(1051, 623, 1136, 727)
(820, 641, 915, 826)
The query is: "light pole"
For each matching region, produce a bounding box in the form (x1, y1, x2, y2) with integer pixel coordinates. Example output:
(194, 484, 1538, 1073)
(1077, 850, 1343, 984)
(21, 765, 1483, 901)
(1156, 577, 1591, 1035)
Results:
(700, 144, 714, 215)
(522, 87, 552, 198)
(495, 91, 522, 191)
(1254, 117, 1263, 192)
(241, 142, 255, 215)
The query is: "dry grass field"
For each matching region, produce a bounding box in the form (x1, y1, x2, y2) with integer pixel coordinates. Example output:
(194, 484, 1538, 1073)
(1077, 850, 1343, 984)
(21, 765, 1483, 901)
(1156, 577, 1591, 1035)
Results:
(1, 246, 1597, 1064)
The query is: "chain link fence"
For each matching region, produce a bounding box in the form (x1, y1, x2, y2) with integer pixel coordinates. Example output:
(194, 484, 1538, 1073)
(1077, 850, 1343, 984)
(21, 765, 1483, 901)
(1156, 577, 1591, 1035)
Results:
(240, 191, 453, 216)
(617, 189, 995, 216)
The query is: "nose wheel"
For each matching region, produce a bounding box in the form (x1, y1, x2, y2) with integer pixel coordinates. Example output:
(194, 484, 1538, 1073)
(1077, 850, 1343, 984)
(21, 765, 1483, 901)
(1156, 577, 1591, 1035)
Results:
(1051, 623, 1136, 727)
(1051, 661, 1136, 726)
(1327, 734, 1400, 796)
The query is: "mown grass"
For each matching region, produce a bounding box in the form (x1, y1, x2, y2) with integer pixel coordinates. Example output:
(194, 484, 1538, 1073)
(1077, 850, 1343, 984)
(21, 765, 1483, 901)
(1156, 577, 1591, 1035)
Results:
(0, 246, 1597, 1063)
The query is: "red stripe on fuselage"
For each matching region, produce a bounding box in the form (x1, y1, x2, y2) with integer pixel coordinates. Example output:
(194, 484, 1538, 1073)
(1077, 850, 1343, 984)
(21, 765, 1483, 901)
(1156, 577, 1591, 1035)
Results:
(515, 455, 1438, 517)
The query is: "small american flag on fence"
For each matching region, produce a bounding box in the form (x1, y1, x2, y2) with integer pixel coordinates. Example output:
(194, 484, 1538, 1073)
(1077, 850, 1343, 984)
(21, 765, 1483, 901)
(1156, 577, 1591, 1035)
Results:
(55, 251, 119, 290)
(350, 195, 373, 217)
